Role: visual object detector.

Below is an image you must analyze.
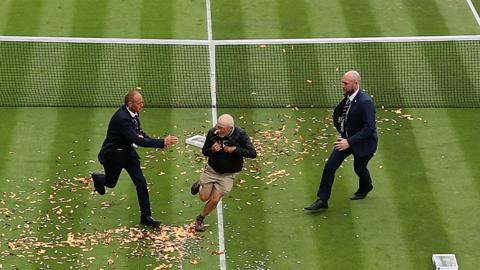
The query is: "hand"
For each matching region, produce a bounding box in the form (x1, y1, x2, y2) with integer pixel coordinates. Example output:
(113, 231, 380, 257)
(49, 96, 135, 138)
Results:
(334, 138, 350, 151)
(164, 135, 178, 147)
(211, 142, 222, 152)
(223, 146, 237, 153)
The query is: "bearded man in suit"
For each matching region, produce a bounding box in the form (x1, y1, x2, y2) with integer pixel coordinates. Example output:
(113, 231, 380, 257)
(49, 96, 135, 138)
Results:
(305, 70, 378, 211)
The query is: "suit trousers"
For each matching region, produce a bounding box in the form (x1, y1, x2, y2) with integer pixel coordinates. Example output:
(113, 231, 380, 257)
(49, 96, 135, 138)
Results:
(317, 148, 373, 201)
(98, 150, 151, 217)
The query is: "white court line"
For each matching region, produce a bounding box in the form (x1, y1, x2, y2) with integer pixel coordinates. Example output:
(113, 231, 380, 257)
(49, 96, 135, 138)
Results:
(466, 0, 480, 26)
(205, 0, 227, 270)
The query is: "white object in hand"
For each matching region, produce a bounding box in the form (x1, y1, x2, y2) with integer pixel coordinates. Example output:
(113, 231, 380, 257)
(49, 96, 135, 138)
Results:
(186, 135, 206, 148)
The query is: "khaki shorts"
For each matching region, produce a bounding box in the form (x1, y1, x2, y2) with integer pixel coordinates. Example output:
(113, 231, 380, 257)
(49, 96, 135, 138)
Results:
(199, 164, 236, 195)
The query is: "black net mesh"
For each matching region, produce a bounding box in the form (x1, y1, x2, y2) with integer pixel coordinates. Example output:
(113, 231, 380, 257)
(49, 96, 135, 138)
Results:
(0, 41, 211, 107)
(1, 39, 479, 108)
(216, 41, 480, 108)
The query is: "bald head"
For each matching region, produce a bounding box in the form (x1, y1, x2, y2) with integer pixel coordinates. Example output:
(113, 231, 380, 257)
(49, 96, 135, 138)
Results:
(218, 114, 234, 127)
(124, 90, 144, 113)
(342, 70, 361, 96)
(125, 90, 140, 104)
(343, 70, 361, 83)
(216, 114, 235, 138)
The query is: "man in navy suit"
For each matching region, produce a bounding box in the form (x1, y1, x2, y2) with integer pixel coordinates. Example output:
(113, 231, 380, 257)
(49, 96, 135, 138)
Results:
(92, 89, 178, 227)
(305, 70, 378, 211)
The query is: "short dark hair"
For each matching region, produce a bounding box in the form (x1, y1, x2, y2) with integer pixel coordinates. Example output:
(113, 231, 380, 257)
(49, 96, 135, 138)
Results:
(124, 89, 139, 105)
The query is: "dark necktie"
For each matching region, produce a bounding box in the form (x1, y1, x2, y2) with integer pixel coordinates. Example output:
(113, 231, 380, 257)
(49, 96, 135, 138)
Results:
(340, 98, 351, 134)
(133, 116, 140, 134)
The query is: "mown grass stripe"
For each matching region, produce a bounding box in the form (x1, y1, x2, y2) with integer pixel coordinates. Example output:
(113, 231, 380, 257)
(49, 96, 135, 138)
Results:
(0, 1, 13, 33)
(212, 0, 282, 39)
(339, 0, 440, 268)
(0, 109, 59, 269)
(380, 121, 455, 267)
(409, 108, 480, 268)
(0, 0, 42, 106)
(3, 0, 44, 35)
(139, 0, 174, 222)
(336, 0, 405, 108)
(211, 0, 246, 39)
(353, 144, 414, 269)
(214, 1, 257, 108)
(304, 0, 350, 38)
(278, 1, 335, 108)
(446, 109, 480, 197)
(297, 109, 367, 269)
(362, 1, 416, 37)
(404, 0, 480, 171)
(30, 109, 103, 269)
(473, 0, 480, 13)
(302, 120, 367, 267)
(104, 0, 142, 38)
(434, 0, 480, 34)
(136, 109, 175, 224)
(400, 0, 450, 36)
(277, 0, 311, 39)
(403, 0, 479, 108)
(71, 0, 109, 38)
(219, 108, 270, 269)
(155, 108, 221, 268)
(140, 0, 174, 39)
(277, 0, 327, 107)
(0, 109, 57, 188)
(452, 0, 480, 29)
(36, 0, 75, 37)
(172, 0, 207, 39)
(32, 3, 129, 267)
(0, 109, 19, 179)
(240, 0, 282, 39)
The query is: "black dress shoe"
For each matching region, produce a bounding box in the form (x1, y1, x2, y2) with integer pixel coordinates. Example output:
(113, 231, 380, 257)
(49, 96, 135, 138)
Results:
(91, 173, 105, 195)
(191, 181, 200, 195)
(140, 216, 161, 228)
(350, 186, 373, 200)
(304, 199, 328, 211)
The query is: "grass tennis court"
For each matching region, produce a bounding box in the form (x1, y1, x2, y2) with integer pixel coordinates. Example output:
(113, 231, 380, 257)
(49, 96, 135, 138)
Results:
(1, 0, 480, 269)
(1, 108, 479, 269)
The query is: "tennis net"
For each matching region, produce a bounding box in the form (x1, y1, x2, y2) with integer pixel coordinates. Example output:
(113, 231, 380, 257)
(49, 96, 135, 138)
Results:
(1, 35, 479, 108)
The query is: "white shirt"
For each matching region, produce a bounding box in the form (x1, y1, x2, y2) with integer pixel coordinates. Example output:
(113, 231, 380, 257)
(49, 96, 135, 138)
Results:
(348, 88, 360, 102)
(126, 106, 138, 118)
(126, 106, 140, 149)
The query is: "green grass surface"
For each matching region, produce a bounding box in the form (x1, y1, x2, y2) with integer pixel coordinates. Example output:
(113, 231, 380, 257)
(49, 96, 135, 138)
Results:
(0, 0, 479, 39)
(0, 108, 218, 269)
(212, 0, 480, 39)
(0, 0, 207, 39)
(473, 0, 480, 13)
(1, 108, 479, 269)
(1, 0, 479, 269)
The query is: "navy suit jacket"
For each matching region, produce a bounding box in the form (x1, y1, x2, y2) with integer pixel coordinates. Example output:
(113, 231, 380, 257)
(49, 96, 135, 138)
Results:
(333, 90, 378, 157)
(98, 106, 165, 163)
